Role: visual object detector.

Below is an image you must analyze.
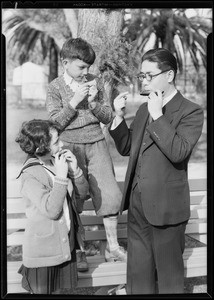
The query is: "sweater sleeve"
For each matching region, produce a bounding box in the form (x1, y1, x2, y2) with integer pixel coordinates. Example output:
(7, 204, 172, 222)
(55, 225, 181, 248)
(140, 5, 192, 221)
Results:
(46, 83, 77, 129)
(88, 88, 113, 124)
(69, 169, 89, 201)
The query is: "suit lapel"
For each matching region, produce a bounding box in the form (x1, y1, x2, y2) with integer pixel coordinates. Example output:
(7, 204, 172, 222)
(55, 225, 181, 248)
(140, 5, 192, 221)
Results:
(131, 104, 149, 162)
(163, 91, 183, 123)
(141, 92, 183, 153)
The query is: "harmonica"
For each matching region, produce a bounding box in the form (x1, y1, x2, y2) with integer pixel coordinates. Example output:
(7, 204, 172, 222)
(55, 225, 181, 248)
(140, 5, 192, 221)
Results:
(140, 91, 164, 96)
(140, 91, 150, 96)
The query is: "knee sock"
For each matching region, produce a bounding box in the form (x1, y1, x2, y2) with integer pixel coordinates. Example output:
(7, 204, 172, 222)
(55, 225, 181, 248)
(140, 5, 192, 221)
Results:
(103, 214, 120, 252)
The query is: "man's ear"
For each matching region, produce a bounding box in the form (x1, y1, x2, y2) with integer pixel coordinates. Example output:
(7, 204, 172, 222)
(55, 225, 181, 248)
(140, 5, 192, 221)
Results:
(167, 70, 175, 83)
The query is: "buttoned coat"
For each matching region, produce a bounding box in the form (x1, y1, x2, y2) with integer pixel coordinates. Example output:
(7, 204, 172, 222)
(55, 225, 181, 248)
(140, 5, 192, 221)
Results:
(110, 91, 204, 226)
(17, 157, 89, 268)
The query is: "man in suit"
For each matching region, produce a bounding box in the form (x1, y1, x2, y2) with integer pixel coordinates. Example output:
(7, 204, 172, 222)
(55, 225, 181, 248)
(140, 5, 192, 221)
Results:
(109, 48, 204, 294)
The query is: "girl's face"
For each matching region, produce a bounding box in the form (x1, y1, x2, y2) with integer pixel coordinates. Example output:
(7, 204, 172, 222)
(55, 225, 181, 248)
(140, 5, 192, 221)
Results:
(49, 128, 63, 156)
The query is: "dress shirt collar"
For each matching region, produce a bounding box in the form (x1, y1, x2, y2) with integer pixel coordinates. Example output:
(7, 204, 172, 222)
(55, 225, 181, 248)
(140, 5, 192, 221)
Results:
(163, 89, 178, 107)
(63, 71, 80, 92)
(63, 70, 73, 85)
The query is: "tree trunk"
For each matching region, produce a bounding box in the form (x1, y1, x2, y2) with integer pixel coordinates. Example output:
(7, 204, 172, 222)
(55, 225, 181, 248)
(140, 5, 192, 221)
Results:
(63, 9, 78, 38)
(77, 9, 124, 146)
(77, 9, 124, 75)
(49, 38, 58, 82)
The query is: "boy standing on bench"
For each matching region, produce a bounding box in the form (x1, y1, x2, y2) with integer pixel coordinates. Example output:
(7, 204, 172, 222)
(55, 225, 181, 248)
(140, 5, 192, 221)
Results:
(46, 38, 127, 271)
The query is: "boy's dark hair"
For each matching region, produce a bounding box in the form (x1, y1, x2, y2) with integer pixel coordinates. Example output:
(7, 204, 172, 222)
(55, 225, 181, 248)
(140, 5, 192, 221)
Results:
(60, 38, 96, 65)
(16, 119, 61, 156)
(142, 48, 178, 80)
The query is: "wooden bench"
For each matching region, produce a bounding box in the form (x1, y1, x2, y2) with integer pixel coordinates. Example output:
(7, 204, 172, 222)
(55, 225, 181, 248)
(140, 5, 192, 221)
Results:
(6, 178, 207, 293)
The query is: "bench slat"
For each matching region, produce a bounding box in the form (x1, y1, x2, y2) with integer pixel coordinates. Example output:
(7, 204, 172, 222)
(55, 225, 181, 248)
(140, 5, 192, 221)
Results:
(185, 222, 207, 234)
(117, 178, 207, 193)
(7, 191, 207, 214)
(7, 221, 207, 246)
(7, 228, 128, 246)
(7, 207, 206, 231)
(187, 233, 207, 244)
(188, 178, 207, 191)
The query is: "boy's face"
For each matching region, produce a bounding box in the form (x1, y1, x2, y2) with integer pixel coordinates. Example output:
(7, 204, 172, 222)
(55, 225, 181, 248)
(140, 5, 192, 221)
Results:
(62, 59, 91, 82)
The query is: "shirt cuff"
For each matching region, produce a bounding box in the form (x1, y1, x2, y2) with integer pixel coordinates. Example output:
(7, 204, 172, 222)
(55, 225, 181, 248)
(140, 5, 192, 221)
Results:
(110, 115, 123, 130)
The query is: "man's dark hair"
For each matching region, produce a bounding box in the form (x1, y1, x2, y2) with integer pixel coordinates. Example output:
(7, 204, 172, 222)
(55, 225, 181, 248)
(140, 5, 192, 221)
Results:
(142, 48, 178, 80)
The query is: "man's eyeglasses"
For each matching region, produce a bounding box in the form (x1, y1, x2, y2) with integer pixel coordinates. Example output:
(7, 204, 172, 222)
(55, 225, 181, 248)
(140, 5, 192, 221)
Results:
(137, 69, 171, 82)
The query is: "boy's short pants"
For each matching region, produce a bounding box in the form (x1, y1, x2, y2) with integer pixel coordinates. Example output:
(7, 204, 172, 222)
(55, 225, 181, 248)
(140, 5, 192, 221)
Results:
(62, 139, 122, 216)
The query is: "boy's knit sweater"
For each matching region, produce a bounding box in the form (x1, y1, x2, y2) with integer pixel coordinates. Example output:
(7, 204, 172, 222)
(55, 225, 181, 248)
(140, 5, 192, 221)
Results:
(46, 74, 113, 144)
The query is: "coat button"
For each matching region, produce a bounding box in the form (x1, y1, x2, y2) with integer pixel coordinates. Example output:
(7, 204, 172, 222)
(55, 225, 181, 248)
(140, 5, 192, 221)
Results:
(59, 219, 64, 224)
(143, 142, 146, 146)
(65, 254, 69, 260)
(62, 237, 67, 243)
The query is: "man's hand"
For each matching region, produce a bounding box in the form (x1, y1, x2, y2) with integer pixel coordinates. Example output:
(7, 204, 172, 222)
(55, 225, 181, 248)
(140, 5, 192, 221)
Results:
(147, 90, 163, 120)
(113, 92, 129, 117)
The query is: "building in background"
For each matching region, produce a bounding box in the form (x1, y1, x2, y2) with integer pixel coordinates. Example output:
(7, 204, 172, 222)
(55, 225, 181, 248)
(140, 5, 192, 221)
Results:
(10, 62, 48, 106)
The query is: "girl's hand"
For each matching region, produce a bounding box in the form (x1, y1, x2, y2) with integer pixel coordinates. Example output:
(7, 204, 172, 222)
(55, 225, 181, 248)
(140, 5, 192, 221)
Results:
(59, 149, 78, 173)
(55, 152, 68, 178)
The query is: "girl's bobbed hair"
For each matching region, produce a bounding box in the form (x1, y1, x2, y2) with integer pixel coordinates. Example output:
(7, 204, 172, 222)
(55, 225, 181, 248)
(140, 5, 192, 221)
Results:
(15, 119, 61, 156)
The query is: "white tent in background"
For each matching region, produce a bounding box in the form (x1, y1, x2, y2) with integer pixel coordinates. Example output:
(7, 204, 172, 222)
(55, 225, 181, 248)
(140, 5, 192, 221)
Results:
(13, 62, 48, 104)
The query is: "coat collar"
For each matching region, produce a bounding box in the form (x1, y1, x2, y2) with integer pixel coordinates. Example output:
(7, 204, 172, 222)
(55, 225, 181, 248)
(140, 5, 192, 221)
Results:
(163, 90, 183, 122)
(17, 157, 54, 188)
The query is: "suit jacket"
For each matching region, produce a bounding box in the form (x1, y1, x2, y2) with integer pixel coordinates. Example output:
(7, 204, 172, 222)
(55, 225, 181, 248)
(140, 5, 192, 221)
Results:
(110, 91, 204, 226)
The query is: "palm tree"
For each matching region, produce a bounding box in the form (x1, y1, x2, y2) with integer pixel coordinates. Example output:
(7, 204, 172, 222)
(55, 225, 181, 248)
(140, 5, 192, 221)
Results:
(3, 8, 212, 87)
(3, 8, 136, 94)
(2, 9, 71, 82)
(123, 8, 212, 73)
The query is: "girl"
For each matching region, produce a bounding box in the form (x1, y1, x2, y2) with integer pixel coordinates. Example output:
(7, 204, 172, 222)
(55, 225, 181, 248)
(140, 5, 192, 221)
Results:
(15, 119, 89, 294)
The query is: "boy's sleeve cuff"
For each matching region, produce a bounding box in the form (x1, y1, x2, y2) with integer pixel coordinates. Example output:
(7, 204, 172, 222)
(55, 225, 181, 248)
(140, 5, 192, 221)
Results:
(70, 167, 83, 179)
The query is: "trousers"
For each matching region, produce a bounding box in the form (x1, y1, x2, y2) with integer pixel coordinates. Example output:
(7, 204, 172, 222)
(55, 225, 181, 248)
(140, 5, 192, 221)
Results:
(127, 180, 187, 294)
(62, 139, 122, 216)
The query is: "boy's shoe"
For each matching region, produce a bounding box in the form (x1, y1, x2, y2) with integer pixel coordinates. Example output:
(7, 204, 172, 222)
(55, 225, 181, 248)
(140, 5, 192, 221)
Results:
(105, 246, 127, 262)
(76, 250, 89, 272)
